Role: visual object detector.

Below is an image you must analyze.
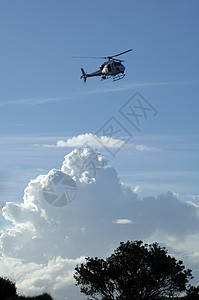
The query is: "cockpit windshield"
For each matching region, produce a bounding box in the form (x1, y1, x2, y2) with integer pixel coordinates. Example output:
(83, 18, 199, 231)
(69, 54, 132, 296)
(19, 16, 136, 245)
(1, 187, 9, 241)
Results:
(114, 62, 121, 66)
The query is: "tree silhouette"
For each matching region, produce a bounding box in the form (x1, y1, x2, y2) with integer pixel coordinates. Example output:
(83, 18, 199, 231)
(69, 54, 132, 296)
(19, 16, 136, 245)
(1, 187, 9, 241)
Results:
(6, 292, 54, 299)
(0, 276, 53, 300)
(185, 285, 199, 299)
(0, 276, 17, 299)
(74, 240, 193, 300)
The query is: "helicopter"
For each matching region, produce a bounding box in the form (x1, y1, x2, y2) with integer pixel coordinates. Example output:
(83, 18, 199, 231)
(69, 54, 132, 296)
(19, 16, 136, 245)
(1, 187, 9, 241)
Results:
(73, 49, 133, 83)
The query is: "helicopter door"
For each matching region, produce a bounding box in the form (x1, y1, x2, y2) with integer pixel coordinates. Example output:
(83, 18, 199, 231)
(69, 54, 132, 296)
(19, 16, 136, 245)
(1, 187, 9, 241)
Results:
(107, 63, 112, 72)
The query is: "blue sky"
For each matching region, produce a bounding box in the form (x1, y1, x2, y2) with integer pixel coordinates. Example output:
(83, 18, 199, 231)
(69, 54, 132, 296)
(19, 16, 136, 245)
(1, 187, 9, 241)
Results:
(0, 1, 199, 298)
(0, 0, 198, 201)
(0, 0, 198, 134)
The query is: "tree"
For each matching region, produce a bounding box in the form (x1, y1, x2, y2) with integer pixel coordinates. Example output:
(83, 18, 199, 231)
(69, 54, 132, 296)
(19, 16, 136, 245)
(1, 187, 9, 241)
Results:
(74, 240, 193, 300)
(0, 276, 17, 299)
(6, 292, 54, 299)
(0, 276, 53, 300)
(185, 285, 199, 299)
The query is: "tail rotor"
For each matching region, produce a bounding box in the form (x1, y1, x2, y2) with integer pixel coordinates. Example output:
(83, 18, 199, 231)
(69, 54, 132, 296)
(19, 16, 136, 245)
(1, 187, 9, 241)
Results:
(80, 68, 87, 83)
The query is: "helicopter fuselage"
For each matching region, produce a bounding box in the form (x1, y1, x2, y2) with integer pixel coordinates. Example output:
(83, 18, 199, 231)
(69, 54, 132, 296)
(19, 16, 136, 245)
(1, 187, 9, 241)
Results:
(100, 61, 125, 76)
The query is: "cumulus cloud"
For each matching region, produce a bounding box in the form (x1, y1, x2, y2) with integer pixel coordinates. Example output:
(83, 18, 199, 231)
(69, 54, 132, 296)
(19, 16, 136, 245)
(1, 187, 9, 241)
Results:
(0, 256, 84, 299)
(1, 147, 199, 299)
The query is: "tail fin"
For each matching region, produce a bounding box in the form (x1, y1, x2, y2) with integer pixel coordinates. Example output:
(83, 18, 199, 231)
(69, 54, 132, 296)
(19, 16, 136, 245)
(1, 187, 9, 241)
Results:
(80, 68, 87, 83)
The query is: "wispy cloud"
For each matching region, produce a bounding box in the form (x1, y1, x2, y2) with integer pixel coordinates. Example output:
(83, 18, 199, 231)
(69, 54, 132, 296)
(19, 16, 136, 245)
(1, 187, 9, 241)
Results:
(41, 133, 160, 152)
(42, 133, 126, 149)
(186, 194, 199, 200)
(0, 97, 70, 108)
(132, 144, 161, 152)
(112, 219, 134, 224)
(79, 80, 190, 95)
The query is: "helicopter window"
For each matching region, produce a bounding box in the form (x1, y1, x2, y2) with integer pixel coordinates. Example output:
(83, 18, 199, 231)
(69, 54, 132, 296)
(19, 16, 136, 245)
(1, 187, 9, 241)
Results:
(114, 62, 121, 66)
(107, 64, 112, 72)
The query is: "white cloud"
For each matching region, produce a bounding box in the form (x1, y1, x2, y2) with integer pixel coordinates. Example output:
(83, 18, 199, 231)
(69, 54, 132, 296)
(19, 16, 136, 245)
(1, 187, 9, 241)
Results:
(113, 219, 134, 224)
(0, 97, 68, 108)
(79, 80, 188, 95)
(187, 194, 199, 200)
(133, 185, 142, 193)
(186, 201, 199, 209)
(1, 147, 199, 299)
(41, 133, 160, 153)
(0, 256, 84, 299)
(133, 144, 161, 151)
(43, 133, 126, 149)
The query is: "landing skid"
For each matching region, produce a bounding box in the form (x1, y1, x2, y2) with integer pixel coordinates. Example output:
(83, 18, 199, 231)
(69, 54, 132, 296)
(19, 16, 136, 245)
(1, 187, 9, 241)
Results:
(101, 75, 111, 81)
(101, 74, 125, 82)
(113, 74, 125, 81)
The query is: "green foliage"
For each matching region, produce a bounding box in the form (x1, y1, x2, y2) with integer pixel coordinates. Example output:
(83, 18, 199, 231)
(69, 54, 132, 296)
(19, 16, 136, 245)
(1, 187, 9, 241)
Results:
(0, 276, 17, 299)
(74, 240, 193, 300)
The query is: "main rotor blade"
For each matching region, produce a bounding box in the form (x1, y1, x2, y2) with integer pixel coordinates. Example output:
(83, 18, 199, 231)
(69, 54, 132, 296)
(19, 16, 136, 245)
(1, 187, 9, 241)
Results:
(72, 56, 106, 59)
(111, 49, 133, 58)
(73, 49, 133, 60)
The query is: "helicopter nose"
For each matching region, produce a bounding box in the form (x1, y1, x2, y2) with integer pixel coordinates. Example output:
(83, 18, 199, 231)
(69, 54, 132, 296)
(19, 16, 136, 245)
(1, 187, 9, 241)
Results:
(121, 65, 125, 73)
